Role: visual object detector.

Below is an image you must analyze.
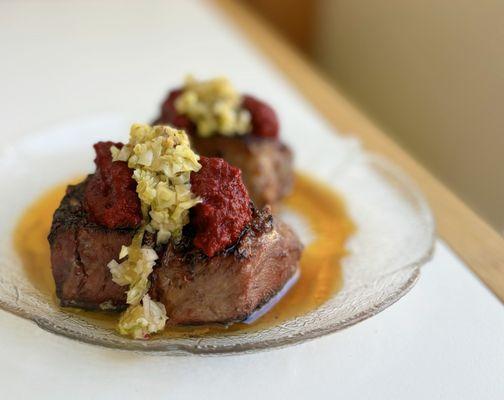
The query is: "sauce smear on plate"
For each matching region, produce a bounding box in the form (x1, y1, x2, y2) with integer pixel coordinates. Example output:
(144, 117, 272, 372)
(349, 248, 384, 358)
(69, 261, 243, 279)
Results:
(14, 173, 353, 336)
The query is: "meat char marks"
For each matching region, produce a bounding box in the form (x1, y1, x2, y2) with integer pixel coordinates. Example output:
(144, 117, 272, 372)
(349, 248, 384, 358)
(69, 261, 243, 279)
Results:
(48, 177, 134, 311)
(151, 207, 302, 325)
(49, 180, 302, 323)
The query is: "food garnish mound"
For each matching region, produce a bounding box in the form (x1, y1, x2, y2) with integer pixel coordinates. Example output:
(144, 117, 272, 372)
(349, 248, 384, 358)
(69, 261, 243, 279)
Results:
(92, 124, 253, 339)
(111, 124, 202, 244)
(84, 142, 142, 229)
(175, 75, 251, 137)
(106, 124, 201, 338)
(158, 75, 279, 139)
(191, 157, 253, 257)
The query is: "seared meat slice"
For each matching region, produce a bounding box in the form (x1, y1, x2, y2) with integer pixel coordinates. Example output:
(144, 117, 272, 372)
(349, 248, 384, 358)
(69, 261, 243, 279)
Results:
(49, 179, 302, 324)
(150, 207, 302, 326)
(48, 178, 133, 311)
(191, 135, 293, 208)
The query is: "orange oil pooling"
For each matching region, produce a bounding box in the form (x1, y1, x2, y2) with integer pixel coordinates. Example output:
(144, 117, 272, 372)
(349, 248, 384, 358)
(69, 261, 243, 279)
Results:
(14, 182, 72, 297)
(13, 173, 353, 336)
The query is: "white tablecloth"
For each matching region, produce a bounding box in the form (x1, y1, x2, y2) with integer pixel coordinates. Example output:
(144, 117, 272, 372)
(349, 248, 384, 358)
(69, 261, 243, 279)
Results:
(0, 1, 502, 399)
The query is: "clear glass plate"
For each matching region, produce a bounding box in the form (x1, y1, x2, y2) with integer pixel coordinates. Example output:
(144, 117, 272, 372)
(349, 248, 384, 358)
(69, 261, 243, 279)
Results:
(0, 115, 435, 355)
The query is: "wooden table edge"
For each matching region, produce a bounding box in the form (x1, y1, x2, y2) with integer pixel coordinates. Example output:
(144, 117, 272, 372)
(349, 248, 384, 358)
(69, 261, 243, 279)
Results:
(213, 0, 504, 302)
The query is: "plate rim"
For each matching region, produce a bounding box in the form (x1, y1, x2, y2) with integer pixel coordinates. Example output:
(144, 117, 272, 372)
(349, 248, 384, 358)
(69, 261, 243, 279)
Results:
(0, 116, 436, 355)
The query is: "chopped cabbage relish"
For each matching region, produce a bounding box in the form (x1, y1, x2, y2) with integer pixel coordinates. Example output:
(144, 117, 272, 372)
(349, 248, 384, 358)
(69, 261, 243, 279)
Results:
(107, 124, 201, 339)
(175, 75, 251, 137)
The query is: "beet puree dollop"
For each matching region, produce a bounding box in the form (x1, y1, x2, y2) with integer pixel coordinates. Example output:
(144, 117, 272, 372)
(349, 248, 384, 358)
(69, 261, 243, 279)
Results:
(242, 95, 279, 138)
(190, 157, 253, 257)
(84, 141, 142, 229)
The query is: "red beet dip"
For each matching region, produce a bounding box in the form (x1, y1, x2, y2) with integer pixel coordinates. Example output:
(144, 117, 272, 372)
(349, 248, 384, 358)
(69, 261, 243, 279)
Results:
(190, 157, 253, 257)
(83, 142, 142, 229)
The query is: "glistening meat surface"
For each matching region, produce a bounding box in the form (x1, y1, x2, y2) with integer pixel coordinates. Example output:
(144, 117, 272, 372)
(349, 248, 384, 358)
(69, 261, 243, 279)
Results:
(48, 178, 133, 311)
(49, 181, 302, 322)
(150, 207, 302, 325)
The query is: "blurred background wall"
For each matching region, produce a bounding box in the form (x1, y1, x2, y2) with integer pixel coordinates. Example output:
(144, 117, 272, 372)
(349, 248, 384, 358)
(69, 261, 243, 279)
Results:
(243, 0, 504, 234)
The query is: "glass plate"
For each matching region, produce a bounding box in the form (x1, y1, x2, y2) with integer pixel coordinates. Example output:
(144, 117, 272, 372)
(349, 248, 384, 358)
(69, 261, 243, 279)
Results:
(0, 115, 435, 355)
